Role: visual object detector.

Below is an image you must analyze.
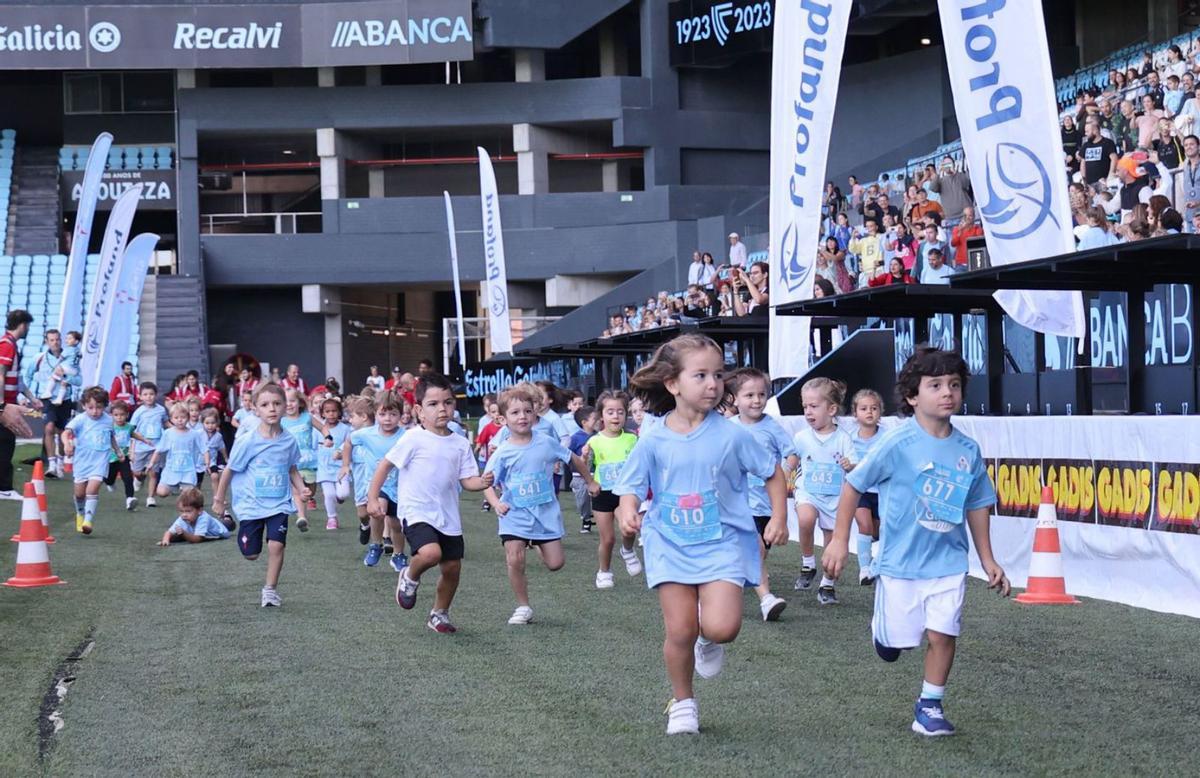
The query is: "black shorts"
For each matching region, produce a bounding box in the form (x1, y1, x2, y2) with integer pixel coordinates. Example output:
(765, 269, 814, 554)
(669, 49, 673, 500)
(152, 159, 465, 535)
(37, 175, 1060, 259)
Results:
(591, 489, 619, 513)
(858, 492, 879, 519)
(238, 513, 288, 557)
(44, 401, 73, 429)
(754, 516, 774, 550)
(403, 520, 464, 561)
(500, 534, 561, 547)
(385, 498, 399, 519)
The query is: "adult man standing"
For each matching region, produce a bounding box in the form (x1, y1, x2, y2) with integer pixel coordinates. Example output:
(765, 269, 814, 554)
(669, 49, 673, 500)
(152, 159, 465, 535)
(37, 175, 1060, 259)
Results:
(1178, 135, 1200, 231)
(727, 233, 747, 269)
(914, 223, 948, 282)
(280, 363, 307, 395)
(949, 206, 984, 267)
(909, 188, 945, 224)
(1078, 118, 1119, 185)
(29, 329, 78, 477)
(0, 310, 41, 500)
(930, 156, 973, 225)
(863, 193, 900, 227)
(110, 360, 137, 405)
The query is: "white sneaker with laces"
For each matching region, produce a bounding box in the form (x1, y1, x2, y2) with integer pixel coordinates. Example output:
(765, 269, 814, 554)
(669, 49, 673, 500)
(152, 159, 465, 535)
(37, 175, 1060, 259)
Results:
(666, 698, 700, 735)
(0, 490, 22, 501)
(125, 497, 136, 511)
(595, 571, 615, 589)
(693, 638, 725, 679)
(507, 605, 534, 625)
(760, 593, 787, 622)
(620, 547, 643, 577)
(146, 496, 157, 508)
(260, 587, 282, 607)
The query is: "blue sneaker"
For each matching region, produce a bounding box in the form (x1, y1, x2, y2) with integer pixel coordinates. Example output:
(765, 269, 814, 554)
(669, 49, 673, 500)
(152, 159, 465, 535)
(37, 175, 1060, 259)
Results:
(389, 552, 409, 573)
(912, 698, 956, 737)
(363, 543, 383, 567)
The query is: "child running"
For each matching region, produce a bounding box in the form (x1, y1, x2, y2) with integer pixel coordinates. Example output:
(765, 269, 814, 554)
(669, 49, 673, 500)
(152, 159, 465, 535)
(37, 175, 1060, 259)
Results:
(130, 382, 167, 507)
(315, 397, 351, 530)
(823, 348, 1009, 737)
(157, 487, 232, 546)
(212, 384, 310, 608)
(727, 368, 798, 621)
(62, 386, 121, 535)
(484, 383, 598, 624)
(281, 388, 319, 531)
(567, 405, 595, 533)
(338, 397, 375, 546)
(350, 391, 406, 569)
(792, 377, 856, 605)
(587, 390, 643, 589)
(612, 334, 789, 735)
(149, 403, 209, 497)
(197, 408, 227, 493)
(232, 391, 257, 437)
(850, 388, 884, 584)
(106, 400, 149, 511)
(369, 374, 493, 634)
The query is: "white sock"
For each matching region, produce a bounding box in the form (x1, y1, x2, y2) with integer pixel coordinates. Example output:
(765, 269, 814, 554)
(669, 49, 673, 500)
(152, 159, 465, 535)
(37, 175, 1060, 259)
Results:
(696, 636, 712, 647)
(803, 555, 816, 569)
(820, 575, 836, 588)
(921, 681, 945, 700)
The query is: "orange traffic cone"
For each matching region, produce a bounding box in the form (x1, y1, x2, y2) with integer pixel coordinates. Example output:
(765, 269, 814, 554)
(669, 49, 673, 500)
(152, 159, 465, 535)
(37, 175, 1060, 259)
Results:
(33, 460, 53, 544)
(1015, 486, 1079, 605)
(4, 483, 64, 588)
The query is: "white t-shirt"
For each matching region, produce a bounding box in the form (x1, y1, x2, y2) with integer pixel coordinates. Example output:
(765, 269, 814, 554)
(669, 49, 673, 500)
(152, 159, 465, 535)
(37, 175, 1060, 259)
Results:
(384, 427, 478, 535)
(729, 241, 748, 268)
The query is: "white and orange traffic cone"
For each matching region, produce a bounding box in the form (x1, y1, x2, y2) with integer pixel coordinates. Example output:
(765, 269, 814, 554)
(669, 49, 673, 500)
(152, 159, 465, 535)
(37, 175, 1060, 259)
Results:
(4, 483, 64, 588)
(1015, 486, 1079, 605)
(32, 460, 54, 544)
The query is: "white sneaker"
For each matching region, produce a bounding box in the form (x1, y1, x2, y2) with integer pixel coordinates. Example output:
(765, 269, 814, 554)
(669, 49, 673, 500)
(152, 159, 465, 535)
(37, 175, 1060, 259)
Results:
(760, 593, 787, 622)
(694, 638, 725, 679)
(0, 490, 22, 501)
(54, 463, 65, 479)
(125, 497, 136, 511)
(595, 571, 615, 589)
(507, 605, 534, 625)
(260, 587, 282, 607)
(666, 698, 700, 735)
(146, 497, 157, 508)
(133, 477, 142, 491)
(620, 547, 643, 577)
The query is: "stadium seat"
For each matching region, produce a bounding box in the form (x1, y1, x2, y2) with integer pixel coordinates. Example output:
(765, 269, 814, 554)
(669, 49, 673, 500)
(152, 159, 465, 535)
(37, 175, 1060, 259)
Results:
(0, 129, 14, 140)
(140, 146, 156, 169)
(156, 146, 173, 169)
(107, 148, 124, 170)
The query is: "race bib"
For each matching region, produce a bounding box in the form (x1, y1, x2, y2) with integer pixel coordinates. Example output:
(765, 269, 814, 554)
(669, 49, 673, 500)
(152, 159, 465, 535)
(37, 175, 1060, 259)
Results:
(507, 471, 554, 509)
(657, 491, 722, 546)
(252, 469, 288, 501)
(597, 462, 623, 489)
(805, 460, 843, 496)
(914, 464, 972, 525)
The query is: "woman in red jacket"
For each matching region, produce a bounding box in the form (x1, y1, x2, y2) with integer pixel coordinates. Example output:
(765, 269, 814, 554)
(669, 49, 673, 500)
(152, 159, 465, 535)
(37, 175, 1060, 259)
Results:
(868, 258, 915, 287)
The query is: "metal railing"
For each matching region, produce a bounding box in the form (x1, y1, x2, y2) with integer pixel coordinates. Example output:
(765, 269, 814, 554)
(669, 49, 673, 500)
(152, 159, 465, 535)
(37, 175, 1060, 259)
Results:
(200, 211, 322, 235)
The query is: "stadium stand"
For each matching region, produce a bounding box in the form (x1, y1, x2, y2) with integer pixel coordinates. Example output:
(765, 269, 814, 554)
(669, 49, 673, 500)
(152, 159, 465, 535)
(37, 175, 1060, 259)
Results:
(58, 144, 174, 171)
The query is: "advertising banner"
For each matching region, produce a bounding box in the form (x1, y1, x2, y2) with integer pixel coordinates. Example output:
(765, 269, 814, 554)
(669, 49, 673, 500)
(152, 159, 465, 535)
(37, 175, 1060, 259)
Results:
(61, 169, 175, 211)
(58, 132, 112, 336)
(79, 187, 139, 387)
(477, 147, 513, 355)
(95, 233, 157, 391)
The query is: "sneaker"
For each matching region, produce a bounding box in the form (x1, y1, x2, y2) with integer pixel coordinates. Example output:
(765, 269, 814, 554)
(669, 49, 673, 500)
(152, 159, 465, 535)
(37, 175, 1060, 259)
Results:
(358, 523, 370, 545)
(507, 605, 534, 625)
(0, 490, 22, 501)
(325, 518, 338, 531)
(382, 538, 395, 555)
(260, 587, 282, 608)
(595, 571, 615, 589)
(481, 501, 491, 512)
(693, 638, 725, 679)
(817, 585, 838, 606)
(793, 566, 817, 590)
(307, 498, 318, 511)
(760, 593, 787, 622)
(912, 698, 956, 737)
(221, 513, 237, 531)
(395, 568, 419, 609)
(859, 568, 875, 586)
(81, 518, 93, 535)
(125, 497, 136, 511)
(389, 552, 409, 574)
(296, 516, 309, 532)
(665, 698, 700, 735)
(54, 463, 65, 479)
(75, 513, 84, 533)
(580, 521, 592, 534)
(426, 610, 457, 633)
(363, 543, 383, 567)
(133, 477, 142, 491)
(146, 497, 157, 508)
(620, 547, 643, 577)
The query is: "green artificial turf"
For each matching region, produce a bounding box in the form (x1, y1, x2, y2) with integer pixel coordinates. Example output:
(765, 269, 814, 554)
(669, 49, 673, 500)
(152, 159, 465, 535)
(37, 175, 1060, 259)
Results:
(0, 444, 1196, 776)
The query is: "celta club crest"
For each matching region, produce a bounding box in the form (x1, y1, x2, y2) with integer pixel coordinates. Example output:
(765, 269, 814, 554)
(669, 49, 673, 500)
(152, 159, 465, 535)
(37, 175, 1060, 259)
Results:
(489, 285, 508, 318)
(979, 142, 1058, 240)
(777, 221, 808, 294)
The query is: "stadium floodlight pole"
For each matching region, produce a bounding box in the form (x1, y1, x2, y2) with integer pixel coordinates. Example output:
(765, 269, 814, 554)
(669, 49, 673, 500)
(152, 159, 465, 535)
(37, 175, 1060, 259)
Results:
(444, 191, 468, 372)
(58, 132, 114, 335)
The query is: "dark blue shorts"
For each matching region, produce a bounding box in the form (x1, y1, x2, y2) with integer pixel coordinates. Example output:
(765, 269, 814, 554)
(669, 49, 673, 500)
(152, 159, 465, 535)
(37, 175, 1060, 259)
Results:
(238, 513, 288, 557)
(403, 520, 464, 561)
(857, 492, 879, 518)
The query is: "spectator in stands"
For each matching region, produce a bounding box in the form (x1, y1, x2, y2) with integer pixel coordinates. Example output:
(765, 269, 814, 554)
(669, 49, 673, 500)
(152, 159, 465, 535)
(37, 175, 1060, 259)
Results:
(681, 285, 712, 319)
(902, 184, 921, 223)
(1177, 85, 1200, 136)
(849, 219, 886, 285)
(1101, 154, 1172, 220)
(1141, 71, 1165, 111)
(1079, 118, 1119, 184)
(822, 182, 843, 232)
(1109, 69, 1128, 97)
(1069, 183, 1091, 227)
(281, 364, 307, 395)
(1113, 100, 1138, 152)
(699, 252, 717, 287)
(1178, 134, 1200, 230)
(812, 278, 836, 298)
(1139, 51, 1155, 79)
(919, 164, 941, 203)
(864, 192, 899, 227)
(365, 366, 385, 391)
(111, 361, 137, 405)
(1156, 207, 1184, 235)
(1076, 206, 1120, 250)
(918, 248, 953, 285)
(885, 222, 917, 272)
(731, 262, 769, 317)
(1062, 116, 1083, 178)
(1122, 217, 1153, 241)
(1096, 97, 1117, 135)
(868, 257, 914, 287)
(830, 212, 851, 250)
(1136, 95, 1166, 149)
(1165, 45, 1188, 80)
(847, 175, 864, 226)
(914, 222, 947, 282)
(950, 206, 984, 268)
(728, 233, 747, 268)
(1151, 118, 1184, 168)
(930, 155, 972, 225)
(1192, 210, 1200, 234)
(816, 238, 853, 295)
(1164, 75, 1187, 117)
(687, 251, 705, 286)
(715, 281, 735, 316)
(909, 188, 944, 224)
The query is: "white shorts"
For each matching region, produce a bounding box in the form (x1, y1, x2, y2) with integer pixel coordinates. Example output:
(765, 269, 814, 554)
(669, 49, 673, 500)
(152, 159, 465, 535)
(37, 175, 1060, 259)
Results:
(795, 492, 837, 531)
(872, 573, 966, 649)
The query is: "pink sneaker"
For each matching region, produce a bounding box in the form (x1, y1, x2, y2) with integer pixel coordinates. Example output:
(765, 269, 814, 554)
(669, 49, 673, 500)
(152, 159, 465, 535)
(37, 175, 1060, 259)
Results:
(325, 518, 338, 531)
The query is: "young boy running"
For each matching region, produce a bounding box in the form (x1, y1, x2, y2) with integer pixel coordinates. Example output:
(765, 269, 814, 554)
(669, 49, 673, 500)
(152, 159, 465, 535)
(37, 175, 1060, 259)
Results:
(62, 386, 121, 534)
(368, 374, 493, 633)
(823, 348, 1010, 737)
(350, 391, 406, 569)
(130, 382, 167, 507)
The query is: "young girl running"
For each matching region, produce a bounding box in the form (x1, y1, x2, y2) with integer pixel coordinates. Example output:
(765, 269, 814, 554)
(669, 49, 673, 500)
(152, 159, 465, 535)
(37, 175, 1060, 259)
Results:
(484, 383, 598, 625)
(612, 334, 789, 735)
(106, 400, 149, 512)
(850, 388, 884, 584)
(213, 384, 310, 608)
(315, 397, 352, 530)
(350, 391, 406, 569)
(586, 390, 643, 589)
(338, 396, 376, 545)
(197, 408, 227, 494)
(232, 390, 257, 437)
(149, 403, 209, 498)
(792, 377, 856, 605)
(62, 386, 122, 535)
(727, 368, 798, 622)
(281, 388, 319, 531)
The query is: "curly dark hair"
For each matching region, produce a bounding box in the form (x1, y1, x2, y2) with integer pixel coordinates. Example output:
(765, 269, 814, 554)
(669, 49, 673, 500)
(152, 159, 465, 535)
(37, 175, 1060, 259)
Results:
(895, 347, 968, 417)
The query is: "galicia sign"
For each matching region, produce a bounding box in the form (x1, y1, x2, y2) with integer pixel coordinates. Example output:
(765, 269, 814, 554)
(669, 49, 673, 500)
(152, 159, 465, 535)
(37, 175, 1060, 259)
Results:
(0, 0, 473, 69)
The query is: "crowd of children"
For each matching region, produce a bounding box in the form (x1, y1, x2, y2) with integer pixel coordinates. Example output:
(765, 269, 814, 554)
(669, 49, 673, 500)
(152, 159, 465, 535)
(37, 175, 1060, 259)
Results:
(44, 339, 1011, 739)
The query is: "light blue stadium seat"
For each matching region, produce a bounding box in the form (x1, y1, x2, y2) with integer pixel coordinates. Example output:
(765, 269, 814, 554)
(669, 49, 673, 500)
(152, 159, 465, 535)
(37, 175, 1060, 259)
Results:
(107, 148, 124, 170)
(0, 129, 14, 140)
(32, 254, 49, 267)
(156, 146, 173, 169)
(50, 254, 67, 267)
(140, 146, 156, 169)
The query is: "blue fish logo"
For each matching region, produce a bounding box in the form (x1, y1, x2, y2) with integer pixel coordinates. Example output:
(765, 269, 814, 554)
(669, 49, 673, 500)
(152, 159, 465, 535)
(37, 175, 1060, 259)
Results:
(979, 142, 1058, 240)
(778, 221, 809, 294)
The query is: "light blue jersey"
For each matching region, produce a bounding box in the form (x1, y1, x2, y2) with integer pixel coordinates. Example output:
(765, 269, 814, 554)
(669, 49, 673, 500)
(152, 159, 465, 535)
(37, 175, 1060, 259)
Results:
(349, 425, 402, 504)
(612, 411, 774, 588)
(169, 511, 230, 539)
(485, 435, 572, 541)
(846, 417, 995, 580)
(852, 425, 884, 495)
(730, 414, 795, 518)
(65, 412, 114, 481)
(227, 427, 301, 520)
(281, 412, 317, 471)
(157, 426, 205, 486)
(233, 408, 257, 434)
(131, 403, 167, 447)
(793, 425, 857, 516)
(201, 428, 225, 469)
(315, 421, 351, 483)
